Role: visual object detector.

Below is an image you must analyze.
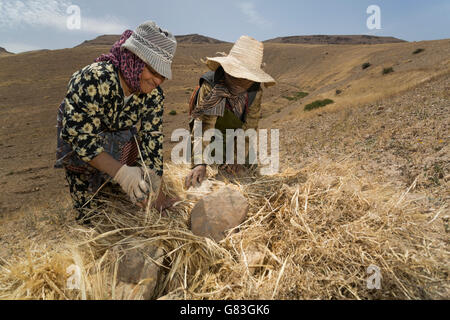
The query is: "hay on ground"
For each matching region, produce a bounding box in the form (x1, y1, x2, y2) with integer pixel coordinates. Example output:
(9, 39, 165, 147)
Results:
(0, 159, 448, 299)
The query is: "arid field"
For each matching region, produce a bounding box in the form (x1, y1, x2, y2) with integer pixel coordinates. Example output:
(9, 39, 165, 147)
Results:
(0, 35, 448, 299)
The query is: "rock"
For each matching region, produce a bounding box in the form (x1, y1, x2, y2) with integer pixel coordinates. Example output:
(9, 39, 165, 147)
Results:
(190, 186, 248, 242)
(115, 243, 164, 300)
(242, 245, 265, 275)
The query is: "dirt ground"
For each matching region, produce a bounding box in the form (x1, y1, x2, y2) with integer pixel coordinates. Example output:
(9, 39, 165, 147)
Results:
(0, 37, 448, 299)
(0, 38, 448, 224)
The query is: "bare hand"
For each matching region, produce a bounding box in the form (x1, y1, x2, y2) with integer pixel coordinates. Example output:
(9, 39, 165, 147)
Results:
(185, 165, 207, 189)
(220, 164, 244, 175)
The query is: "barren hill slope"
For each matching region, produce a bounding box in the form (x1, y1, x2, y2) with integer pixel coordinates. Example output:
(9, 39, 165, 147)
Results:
(0, 67, 448, 300)
(0, 38, 449, 300)
(265, 34, 406, 44)
(175, 34, 228, 44)
(0, 38, 449, 216)
(77, 33, 227, 47)
(0, 47, 13, 56)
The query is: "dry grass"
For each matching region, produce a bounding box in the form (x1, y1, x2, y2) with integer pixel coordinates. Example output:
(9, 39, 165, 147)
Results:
(1, 159, 448, 300)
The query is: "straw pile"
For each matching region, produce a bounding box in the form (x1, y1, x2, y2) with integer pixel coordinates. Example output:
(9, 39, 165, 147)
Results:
(0, 159, 448, 299)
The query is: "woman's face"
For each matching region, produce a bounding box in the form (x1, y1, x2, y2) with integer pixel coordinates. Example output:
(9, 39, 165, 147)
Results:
(224, 72, 255, 94)
(140, 65, 166, 94)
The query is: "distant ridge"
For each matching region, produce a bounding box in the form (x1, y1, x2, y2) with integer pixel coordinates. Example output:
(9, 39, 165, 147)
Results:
(176, 34, 228, 44)
(77, 34, 227, 47)
(76, 35, 120, 47)
(264, 35, 406, 45)
(0, 47, 13, 56)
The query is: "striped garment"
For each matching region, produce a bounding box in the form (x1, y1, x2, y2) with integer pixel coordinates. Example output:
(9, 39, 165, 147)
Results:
(191, 78, 248, 119)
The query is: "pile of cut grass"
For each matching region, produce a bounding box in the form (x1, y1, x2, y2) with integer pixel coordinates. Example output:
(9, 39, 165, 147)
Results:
(0, 160, 448, 299)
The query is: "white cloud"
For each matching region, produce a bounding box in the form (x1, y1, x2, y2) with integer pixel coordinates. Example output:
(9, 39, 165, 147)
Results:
(0, 0, 128, 33)
(236, 1, 271, 28)
(82, 16, 128, 34)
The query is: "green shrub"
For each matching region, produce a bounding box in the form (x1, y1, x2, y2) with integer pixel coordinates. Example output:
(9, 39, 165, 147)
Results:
(294, 91, 309, 99)
(169, 110, 177, 116)
(335, 89, 342, 95)
(304, 99, 334, 111)
(382, 67, 394, 75)
(362, 62, 371, 69)
(282, 91, 309, 101)
(413, 48, 425, 55)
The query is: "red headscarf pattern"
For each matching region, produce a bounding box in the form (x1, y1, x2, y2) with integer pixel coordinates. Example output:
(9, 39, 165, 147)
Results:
(95, 30, 146, 93)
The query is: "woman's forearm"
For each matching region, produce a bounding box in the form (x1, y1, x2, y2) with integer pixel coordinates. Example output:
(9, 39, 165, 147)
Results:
(88, 152, 123, 178)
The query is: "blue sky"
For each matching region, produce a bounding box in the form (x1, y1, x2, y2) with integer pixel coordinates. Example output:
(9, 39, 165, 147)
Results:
(0, 0, 449, 53)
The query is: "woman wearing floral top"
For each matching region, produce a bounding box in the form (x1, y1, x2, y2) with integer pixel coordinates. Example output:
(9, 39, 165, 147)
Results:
(55, 21, 177, 224)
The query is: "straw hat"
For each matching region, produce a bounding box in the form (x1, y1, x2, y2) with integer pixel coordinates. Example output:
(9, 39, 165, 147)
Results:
(206, 35, 276, 87)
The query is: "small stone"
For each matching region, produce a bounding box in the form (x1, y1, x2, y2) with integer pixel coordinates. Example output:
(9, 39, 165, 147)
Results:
(115, 242, 164, 300)
(190, 186, 248, 242)
(243, 246, 265, 275)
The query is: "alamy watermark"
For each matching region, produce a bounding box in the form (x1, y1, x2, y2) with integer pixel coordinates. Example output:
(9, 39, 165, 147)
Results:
(66, 4, 81, 30)
(171, 123, 280, 175)
(66, 264, 82, 290)
(366, 5, 381, 30)
(366, 264, 382, 289)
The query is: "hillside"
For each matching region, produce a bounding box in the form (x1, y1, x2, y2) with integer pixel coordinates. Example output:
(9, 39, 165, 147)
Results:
(265, 34, 406, 44)
(0, 47, 13, 56)
(76, 35, 121, 47)
(77, 33, 227, 47)
(175, 34, 228, 44)
(0, 37, 448, 300)
(0, 38, 449, 217)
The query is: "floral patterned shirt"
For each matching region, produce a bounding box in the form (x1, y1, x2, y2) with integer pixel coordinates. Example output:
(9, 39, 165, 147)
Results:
(60, 61, 164, 176)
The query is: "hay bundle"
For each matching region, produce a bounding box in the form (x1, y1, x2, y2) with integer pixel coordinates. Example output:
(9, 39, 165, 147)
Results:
(0, 160, 448, 299)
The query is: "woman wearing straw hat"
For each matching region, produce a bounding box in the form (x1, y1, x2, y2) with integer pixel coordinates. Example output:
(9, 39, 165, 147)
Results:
(185, 35, 276, 189)
(55, 21, 177, 224)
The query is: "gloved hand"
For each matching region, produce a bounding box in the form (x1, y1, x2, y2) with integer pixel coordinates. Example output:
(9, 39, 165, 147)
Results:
(113, 165, 150, 204)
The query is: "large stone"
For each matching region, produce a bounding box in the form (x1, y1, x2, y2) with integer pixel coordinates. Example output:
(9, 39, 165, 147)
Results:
(115, 243, 164, 300)
(190, 186, 248, 242)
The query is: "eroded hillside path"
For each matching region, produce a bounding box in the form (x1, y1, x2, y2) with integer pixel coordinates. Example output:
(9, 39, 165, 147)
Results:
(278, 73, 449, 203)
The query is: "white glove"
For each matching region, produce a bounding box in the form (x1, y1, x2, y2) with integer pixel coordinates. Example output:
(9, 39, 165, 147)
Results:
(113, 165, 150, 204)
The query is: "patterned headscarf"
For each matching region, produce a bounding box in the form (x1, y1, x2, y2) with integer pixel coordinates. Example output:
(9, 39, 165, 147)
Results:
(95, 30, 146, 93)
